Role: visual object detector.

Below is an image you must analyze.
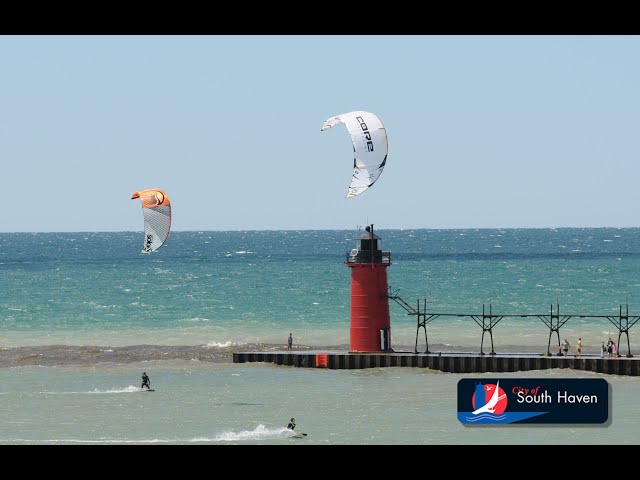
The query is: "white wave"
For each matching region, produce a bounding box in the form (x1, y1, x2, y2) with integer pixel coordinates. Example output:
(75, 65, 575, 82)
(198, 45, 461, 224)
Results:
(194, 424, 295, 442)
(88, 386, 143, 394)
(234, 251, 255, 254)
(36, 386, 144, 395)
(204, 341, 239, 348)
(180, 317, 211, 323)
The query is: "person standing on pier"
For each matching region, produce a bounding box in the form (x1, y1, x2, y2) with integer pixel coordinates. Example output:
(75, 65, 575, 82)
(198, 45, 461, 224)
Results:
(576, 337, 583, 357)
(287, 333, 293, 352)
(561, 338, 570, 356)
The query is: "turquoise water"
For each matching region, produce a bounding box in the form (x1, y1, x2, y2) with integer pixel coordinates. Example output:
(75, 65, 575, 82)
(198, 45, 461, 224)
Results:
(1, 228, 640, 444)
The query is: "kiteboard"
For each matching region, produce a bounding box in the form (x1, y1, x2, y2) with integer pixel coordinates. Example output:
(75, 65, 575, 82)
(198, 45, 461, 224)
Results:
(289, 432, 307, 438)
(143, 389, 155, 392)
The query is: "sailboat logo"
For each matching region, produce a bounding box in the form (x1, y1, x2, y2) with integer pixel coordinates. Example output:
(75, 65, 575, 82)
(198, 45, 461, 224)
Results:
(457, 380, 510, 423)
(472, 380, 508, 415)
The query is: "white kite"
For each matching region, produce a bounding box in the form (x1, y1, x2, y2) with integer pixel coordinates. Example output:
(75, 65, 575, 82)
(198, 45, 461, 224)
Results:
(321, 110, 388, 198)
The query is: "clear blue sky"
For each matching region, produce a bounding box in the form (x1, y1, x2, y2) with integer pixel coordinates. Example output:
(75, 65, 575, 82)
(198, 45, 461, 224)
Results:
(1, 35, 639, 232)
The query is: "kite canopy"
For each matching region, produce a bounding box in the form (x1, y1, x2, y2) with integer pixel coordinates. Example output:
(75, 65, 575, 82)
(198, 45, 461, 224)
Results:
(321, 110, 388, 198)
(131, 188, 172, 253)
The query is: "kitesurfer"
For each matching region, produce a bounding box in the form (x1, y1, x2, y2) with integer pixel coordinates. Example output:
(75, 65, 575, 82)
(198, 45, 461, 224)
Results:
(287, 417, 296, 430)
(141, 372, 151, 390)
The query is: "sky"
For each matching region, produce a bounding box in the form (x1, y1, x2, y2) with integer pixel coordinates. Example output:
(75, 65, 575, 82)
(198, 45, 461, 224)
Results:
(1, 35, 639, 232)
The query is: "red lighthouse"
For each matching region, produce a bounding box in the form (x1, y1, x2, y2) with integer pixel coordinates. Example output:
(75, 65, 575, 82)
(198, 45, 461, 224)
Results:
(346, 225, 392, 353)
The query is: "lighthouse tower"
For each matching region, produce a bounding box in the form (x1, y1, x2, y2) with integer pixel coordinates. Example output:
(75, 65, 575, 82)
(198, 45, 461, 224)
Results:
(346, 225, 392, 353)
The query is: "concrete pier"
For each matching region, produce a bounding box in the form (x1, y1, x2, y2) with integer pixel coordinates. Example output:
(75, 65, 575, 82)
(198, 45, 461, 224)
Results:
(232, 350, 640, 376)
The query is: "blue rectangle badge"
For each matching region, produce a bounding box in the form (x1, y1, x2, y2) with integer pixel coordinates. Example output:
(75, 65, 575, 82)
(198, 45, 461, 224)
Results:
(457, 378, 609, 425)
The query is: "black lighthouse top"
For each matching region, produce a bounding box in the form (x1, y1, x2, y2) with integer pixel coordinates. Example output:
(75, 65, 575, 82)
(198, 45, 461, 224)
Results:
(346, 225, 391, 265)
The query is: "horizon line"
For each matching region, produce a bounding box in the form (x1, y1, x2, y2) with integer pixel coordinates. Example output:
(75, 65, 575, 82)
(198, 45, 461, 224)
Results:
(1, 226, 639, 234)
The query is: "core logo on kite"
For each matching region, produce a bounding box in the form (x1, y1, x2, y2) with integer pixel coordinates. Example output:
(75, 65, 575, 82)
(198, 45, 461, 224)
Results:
(472, 380, 508, 416)
(355, 116, 374, 151)
(143, 234, 154, 252)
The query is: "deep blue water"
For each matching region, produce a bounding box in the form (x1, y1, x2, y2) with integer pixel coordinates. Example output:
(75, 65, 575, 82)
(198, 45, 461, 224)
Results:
(1, 228, 640, 352)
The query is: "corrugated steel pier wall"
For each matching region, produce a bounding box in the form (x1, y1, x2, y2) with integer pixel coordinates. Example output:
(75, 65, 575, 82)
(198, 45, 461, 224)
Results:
(232, 351, 640, 376)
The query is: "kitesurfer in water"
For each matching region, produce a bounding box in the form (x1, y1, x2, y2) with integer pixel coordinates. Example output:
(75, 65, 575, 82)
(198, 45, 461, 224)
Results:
(287, 417, 296, 430)
(141, 372, 151, 390)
